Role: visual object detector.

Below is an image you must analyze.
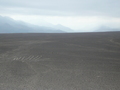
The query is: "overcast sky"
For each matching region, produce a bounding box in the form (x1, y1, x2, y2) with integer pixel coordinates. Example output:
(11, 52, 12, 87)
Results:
(0, 0, 120, 31)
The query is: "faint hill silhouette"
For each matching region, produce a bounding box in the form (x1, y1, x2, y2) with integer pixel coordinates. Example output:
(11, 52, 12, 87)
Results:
(0, 16, 65, 33)
(94, 26, 120, 32)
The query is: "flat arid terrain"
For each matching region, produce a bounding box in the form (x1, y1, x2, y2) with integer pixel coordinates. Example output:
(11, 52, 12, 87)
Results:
(0, 32, 120, 90)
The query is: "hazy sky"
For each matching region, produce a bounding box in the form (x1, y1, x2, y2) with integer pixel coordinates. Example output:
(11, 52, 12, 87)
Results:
(0, 0, 120, 31)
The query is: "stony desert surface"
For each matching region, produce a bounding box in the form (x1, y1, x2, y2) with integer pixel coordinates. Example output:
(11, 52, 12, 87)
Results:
(0, 32, 120, 90)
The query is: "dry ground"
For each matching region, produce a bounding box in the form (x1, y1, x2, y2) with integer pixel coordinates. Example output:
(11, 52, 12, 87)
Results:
(0, 32, 120, 90)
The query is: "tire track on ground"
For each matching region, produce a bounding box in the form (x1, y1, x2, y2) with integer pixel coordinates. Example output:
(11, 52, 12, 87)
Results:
(0, 40, 51, 62)
(63, 42, 120, 53)
(110, 39, 120, 46)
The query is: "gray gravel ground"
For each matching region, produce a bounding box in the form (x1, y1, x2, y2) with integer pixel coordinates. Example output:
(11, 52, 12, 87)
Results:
(0, 32, 120, 90)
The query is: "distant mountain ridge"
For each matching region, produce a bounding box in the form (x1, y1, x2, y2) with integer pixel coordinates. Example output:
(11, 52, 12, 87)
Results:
(46, 24, 74, 32)
(0, 16, 66, 33)
(94, 26, 120, 32)
(1, 15, 119, 33)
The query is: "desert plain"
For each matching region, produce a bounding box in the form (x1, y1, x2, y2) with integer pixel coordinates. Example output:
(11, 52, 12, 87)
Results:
(0, 32, 120, 90)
